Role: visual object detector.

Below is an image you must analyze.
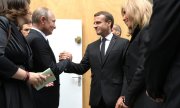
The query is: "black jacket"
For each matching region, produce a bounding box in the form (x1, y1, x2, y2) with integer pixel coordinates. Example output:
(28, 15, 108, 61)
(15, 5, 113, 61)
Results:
(145, 0, 180, 107)
(123, 26, 149, 106)
(0, 16, 35, 108)
(26, 29, 68, 108)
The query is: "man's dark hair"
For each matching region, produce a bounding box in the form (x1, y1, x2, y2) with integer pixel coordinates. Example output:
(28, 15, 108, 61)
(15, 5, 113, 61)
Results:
(94, 11, 114, 28)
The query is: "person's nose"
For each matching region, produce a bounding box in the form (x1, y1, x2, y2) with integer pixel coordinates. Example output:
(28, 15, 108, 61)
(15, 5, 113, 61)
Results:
(123, 15, 128, 22)
(54, 25, 56, 29)
(93, 24, 97, 28)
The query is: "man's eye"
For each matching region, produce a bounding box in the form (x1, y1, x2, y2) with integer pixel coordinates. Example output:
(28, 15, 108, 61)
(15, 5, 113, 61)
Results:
(24, 29, 30, 31)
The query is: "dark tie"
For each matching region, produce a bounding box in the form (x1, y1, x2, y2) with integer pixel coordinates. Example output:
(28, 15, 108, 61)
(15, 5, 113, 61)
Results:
(101, 37, 106, 61)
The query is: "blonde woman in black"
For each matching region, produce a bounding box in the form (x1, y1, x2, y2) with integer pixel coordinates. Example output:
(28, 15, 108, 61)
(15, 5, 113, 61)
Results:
(115, 0, 161, 108)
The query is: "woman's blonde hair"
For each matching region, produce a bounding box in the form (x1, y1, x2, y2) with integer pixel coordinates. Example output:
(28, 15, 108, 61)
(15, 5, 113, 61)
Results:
(121, 0, 152, 29)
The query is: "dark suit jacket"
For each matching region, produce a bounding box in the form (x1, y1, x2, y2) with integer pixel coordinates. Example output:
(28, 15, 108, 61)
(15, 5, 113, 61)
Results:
(123, 26, 161, 108)
(65, 35, 129, 107)
(145, 0, 180, 107)
(26, 29, 68, 108)
(123, 26, 145, 106)
(0, 16, 35, 108)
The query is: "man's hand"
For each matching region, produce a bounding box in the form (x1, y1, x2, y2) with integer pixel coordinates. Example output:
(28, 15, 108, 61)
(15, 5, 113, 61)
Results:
(59, 51, 72, 61)
(115, 96, 128, 108)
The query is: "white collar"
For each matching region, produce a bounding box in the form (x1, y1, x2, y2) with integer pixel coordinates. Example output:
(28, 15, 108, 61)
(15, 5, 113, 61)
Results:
(31, 27, 48, 40)
(101, 32, 113, 41)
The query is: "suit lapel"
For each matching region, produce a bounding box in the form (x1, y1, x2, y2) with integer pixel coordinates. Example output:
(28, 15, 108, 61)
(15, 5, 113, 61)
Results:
(44, 38, 56, 62)
(32, 30, 56, 62)
(101, 35, 117, 67)
(95, 38, 102, 64)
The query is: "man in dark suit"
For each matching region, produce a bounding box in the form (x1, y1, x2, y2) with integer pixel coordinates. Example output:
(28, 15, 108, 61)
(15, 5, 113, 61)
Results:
(60, 11, 129, 108)
(26, 7, 70, 108)
(145, 0, 180, 108)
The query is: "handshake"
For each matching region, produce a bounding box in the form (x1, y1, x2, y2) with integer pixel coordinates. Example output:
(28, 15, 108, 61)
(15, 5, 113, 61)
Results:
(44, 51, 73, 88)
(29, 51, 73, 89)
(59, 51, 73, 61)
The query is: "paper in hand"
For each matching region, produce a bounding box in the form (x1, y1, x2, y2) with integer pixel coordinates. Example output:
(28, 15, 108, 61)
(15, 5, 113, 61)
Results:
(35, 68, 56, 90)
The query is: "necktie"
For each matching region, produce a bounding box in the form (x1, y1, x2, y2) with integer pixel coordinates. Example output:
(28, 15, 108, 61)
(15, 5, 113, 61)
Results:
(101, 37, 106, 61)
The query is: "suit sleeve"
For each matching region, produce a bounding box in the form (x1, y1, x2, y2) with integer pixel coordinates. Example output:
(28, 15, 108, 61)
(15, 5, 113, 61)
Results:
(145, 0, 180, 98)
(124, 56, 145, 106)
(0, 18, 18, 78)
(65, 45, 91, 75)
(29, 37, 68, 76)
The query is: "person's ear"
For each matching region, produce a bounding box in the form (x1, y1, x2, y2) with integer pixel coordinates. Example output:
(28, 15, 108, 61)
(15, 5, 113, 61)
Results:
(40, 16, 46, 24)
(107, 20, 112, 27)
(117, 31, 120, 36)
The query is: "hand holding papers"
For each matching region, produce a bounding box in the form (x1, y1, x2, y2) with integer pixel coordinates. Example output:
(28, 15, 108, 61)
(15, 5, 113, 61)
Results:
(35, 68, 56, 90)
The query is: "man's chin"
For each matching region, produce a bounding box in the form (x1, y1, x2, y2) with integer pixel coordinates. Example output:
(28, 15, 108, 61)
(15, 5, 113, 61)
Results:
(96, 32, 101, 35)
(47, 32, 52, 36)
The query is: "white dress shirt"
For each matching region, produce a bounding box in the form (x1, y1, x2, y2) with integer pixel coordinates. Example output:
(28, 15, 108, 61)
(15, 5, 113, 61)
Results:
(100, 33, 113, 55)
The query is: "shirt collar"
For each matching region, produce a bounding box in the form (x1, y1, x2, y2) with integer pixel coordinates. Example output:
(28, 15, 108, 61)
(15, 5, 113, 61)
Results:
(101, 32, 113, 41)
(31, 27, 48, 40)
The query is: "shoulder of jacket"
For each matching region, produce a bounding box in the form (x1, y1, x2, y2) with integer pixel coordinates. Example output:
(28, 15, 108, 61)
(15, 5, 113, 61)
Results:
(0, 16, 10, 30)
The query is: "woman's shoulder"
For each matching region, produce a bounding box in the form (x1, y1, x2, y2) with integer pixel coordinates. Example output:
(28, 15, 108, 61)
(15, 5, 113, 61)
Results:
(0, 16, 9, 23)
(0, 16, 10, 31)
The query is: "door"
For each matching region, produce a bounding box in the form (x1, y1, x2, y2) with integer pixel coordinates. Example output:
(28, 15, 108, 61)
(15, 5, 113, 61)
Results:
(47, 19, 82, 108)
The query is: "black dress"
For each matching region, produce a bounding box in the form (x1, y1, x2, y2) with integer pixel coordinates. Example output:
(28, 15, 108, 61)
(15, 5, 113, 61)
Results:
(0, 16, 35, 108)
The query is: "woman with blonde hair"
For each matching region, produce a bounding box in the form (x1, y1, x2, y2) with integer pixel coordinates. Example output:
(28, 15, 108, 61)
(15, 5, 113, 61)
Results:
(115, 0, 161, 108)
(121, 0, 152, 34)
(0, 0, 47, 108)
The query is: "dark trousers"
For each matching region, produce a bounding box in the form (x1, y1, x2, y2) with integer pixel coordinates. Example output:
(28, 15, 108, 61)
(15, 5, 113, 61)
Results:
(91, 97, 114, 108)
